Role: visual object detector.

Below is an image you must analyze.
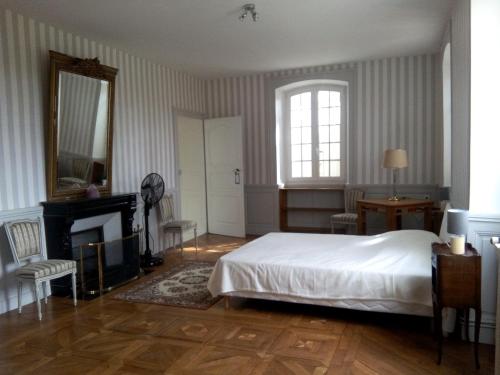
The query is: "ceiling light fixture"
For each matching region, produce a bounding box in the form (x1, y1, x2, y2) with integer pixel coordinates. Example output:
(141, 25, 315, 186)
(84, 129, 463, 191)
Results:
(239, 3, 258, 22)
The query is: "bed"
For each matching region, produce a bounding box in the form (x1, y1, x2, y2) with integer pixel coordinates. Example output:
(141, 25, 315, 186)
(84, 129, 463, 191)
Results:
(207, 229, 442, 316)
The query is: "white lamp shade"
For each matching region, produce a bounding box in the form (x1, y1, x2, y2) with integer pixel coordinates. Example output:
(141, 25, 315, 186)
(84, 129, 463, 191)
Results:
(383, 149, 408, 169)
(447, 209, 469, 236)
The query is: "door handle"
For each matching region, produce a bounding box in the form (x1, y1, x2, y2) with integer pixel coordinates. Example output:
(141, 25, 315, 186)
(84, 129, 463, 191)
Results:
(233, 168, 241, 184)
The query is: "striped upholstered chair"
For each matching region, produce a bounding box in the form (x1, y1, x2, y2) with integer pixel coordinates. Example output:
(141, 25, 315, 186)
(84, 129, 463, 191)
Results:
(158, 194, 198, 256)
(331, 190, 365, 234)
(4, 219, 77, 320)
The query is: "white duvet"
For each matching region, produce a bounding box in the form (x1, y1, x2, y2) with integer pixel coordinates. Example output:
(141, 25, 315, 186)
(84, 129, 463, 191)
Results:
(208, 230, 441, 316)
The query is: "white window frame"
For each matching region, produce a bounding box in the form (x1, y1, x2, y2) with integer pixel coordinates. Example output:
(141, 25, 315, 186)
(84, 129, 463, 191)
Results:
(282, 83, 348, 186)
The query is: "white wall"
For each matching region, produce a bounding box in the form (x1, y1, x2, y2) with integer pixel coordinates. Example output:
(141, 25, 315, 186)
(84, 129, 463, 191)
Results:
(467, 0, 500, 346)
(469, 0, 500, 215)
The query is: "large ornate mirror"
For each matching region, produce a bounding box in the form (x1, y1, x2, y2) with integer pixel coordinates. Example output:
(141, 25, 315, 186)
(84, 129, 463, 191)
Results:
(46, 51, 118, 200)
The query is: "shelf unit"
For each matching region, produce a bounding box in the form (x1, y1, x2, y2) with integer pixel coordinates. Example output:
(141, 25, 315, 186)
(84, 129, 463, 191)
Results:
(279, 187, 345, 233)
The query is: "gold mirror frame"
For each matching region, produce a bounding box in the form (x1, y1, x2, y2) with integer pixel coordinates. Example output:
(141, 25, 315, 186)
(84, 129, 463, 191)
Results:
(46, 51, 118, 201)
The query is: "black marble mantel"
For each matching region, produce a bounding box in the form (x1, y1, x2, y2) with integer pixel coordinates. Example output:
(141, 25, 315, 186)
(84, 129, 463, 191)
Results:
(41, 193, 138, 296)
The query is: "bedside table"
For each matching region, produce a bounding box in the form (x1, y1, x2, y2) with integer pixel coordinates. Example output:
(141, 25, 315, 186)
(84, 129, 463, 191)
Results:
(432, 242, 481, 369)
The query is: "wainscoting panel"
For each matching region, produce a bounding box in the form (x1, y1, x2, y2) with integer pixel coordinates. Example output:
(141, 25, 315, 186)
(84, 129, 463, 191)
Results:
(466, 215, 500, 344)
(245, 185, 280, 235)
(0, 206, 45, 314)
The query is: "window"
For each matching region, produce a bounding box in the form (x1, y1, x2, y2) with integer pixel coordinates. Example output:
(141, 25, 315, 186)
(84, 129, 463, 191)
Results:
(283, 83, 347, 184)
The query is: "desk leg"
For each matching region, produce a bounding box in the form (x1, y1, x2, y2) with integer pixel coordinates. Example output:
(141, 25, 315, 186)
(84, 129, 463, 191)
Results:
(433, 302, 443, 365)
(357, 203, 366, 235)
(474, 307, 481, 369)
(386, 207, 397, 232)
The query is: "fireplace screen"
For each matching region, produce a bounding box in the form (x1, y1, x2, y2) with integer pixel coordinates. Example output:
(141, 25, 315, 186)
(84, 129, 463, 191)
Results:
(74, 231, 141, 296)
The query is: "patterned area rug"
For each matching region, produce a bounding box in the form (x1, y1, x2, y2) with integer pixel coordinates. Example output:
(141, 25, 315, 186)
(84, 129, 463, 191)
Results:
(114, 262, 221, 310)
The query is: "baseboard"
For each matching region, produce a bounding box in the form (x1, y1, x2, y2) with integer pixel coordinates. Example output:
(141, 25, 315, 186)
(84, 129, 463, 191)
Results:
(461, 312, 496, 345)
(0, 288, 51, 315)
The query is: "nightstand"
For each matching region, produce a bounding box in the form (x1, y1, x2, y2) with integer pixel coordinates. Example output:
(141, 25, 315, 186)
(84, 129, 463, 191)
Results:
(432, 242, 481, 369)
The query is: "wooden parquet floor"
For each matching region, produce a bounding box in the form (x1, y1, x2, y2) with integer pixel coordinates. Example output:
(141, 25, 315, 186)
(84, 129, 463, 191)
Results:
(0, 234, 495, 374)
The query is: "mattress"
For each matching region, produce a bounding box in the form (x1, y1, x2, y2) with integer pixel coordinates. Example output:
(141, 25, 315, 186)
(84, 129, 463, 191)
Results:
(207, 230, 441, 316)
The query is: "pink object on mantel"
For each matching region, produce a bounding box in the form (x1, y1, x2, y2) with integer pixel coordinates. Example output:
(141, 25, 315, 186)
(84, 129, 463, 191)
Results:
(86, 184, 100, 198)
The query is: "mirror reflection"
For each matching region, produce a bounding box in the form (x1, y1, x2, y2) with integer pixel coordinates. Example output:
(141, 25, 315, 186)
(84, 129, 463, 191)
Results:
(57, 71, 109, 190)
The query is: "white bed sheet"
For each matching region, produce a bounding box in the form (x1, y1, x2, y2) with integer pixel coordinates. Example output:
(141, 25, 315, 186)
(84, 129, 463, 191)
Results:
(208, 230, 441, 316)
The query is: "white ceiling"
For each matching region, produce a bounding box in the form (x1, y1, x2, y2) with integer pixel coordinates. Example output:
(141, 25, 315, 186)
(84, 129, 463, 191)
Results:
(2, 0, 453, 77)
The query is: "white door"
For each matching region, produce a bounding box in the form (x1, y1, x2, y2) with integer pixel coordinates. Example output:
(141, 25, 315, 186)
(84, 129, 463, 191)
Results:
(204, 116, 245, 237)
(177, 115, 207, 240)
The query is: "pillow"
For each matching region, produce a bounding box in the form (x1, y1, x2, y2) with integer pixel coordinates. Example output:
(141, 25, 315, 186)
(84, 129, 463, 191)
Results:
(439, 202, 451, 243)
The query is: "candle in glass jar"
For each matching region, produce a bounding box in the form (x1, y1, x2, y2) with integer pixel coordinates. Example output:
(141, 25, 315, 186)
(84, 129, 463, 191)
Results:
(450, 234, 465, 254)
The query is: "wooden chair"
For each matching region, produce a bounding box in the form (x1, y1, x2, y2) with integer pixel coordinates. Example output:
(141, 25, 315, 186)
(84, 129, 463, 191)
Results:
(4, 219, 77, 320)
(158, 194, 198, 256)
(331, 189, 365, 234)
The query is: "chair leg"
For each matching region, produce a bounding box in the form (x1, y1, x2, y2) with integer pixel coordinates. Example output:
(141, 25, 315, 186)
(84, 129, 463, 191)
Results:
(194, 227, 198, 256)
(180, 230, 184, 256)
(43, 281, 48, 305)
(71, 271, 77, 307)
(17, 280, 23, 314)
(34, 281, 42, 321)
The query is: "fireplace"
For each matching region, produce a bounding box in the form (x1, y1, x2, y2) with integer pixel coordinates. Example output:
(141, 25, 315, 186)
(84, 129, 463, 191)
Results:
(42, 193, 139, 296)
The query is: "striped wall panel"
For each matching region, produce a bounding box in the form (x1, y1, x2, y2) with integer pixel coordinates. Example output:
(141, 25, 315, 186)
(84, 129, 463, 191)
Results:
(0, 9, 205, 252)
(205, 55, 437, 185)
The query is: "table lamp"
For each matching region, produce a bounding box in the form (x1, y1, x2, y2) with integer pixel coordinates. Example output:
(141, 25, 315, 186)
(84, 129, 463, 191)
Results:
(383, 149, 408, 201)
(447, 209, 468, 254)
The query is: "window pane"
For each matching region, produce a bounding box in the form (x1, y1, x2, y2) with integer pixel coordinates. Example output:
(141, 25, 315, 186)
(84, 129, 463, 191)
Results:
(330, 160, 340, 177)
(302, 144, 312, 161)
(301, 111, 311, 127)
(292, 145, 301, 161)
(301, 127, 311, 144)
(319, 161, 329, 177)
(319, 126, 329, 143)
(302, 161, 312, 177)
(292, 162, 302, 177)
(291, 128, 301, 144)
(319, 143, 329, 160)
(301, 92, 311, 108)
(330, 91, 340, 106)
(291, 94, 300, 110)
(330, 143, 340, 160)
(330, 107, 341, 125)
(318, 108, 329, 125)
(330, 125, 340, 142)
(318, 91, 330, 108)
(291, 111, 300, 127)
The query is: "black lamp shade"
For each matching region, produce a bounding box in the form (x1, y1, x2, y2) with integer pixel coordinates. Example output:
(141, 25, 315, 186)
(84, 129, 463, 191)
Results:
(447, 209, 468, 236)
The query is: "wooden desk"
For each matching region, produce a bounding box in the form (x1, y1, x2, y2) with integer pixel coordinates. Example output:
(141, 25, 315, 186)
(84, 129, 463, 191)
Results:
(356, 198, 433, 234)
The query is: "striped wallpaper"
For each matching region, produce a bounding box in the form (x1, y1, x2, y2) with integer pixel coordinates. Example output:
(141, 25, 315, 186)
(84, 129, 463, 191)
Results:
(205, 55, 437, 185)
(59, 72, 101, 157)
(0, 8, 205, 251)
(0, 8, 204, 212)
